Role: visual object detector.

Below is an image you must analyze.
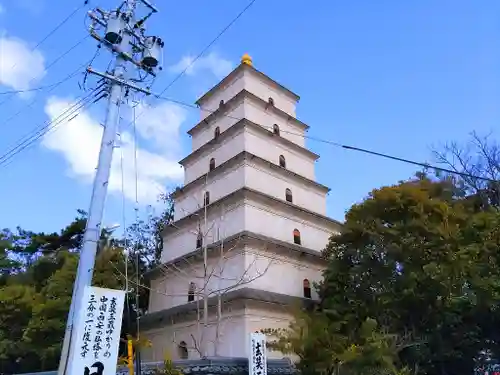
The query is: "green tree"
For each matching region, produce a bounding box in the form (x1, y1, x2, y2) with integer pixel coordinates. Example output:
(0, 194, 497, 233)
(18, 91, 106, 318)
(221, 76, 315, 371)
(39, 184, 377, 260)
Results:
(21, 246, 130, 372)
(0, 212, 136, 372)
(23, 251, 79, 370)
(0, 228, 21, 284)
(125, 192, 175, 266)
(0, 284, 37, 374)
(263, 308, 411, 375)
(0, 193, 175, 372)
(319, 176, 500, 375)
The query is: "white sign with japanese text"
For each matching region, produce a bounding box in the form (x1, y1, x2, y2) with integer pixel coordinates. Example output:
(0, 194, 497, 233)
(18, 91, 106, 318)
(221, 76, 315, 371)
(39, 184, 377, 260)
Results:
(68, 286, 126, 375)
(249, 332, 267, 375)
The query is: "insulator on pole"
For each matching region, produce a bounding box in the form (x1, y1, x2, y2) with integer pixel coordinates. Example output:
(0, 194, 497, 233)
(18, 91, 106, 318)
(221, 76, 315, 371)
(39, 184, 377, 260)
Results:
(105, 13, 125, 44)
(141, 36, 164, 68)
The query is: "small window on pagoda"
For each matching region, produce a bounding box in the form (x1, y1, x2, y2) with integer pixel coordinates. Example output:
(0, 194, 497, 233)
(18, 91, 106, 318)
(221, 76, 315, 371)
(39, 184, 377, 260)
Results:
(204, 191, 210, 206)
(209, 158, 216, 171)
(178, 341, 189, 359)
(273, 124, 280, 136)
(285, 188, 293, 203)
(279, 155, 286, 168)
(293, 229, 301, 245)
(268, 97, 274, 106)
(303, 279, 311, 299)
(188, 283, 195, 302)
(196, 232, 202, 248)
(214, 126, 220, 139)
(219, 100, 225, 108)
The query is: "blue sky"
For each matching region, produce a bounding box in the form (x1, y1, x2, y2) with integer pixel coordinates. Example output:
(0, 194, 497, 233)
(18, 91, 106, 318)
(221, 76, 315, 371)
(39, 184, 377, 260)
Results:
(0, 0, 498, 235)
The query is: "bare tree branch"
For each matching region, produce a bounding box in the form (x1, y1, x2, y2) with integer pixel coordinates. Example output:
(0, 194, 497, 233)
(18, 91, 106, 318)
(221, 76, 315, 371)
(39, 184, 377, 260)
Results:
(432, 132, 500, 209)
(116, 174, 274, 358)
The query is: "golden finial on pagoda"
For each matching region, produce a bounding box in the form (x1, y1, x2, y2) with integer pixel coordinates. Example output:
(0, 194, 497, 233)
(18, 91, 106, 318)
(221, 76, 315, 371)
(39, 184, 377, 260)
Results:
(241, 53, 253, 67)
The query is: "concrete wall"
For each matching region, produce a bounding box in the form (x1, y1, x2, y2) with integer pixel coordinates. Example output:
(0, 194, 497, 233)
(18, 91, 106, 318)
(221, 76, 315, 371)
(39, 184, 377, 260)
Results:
(161, 201, 245, 264)
(198, 68, 297, 122)
(149, 251, 246, 312)
(192, 95, 305, 154)
(184, 129, 245, 185)
(176, 160, 326, 221)
(243, 199, 335, 251)
(191, 103, 245, 152)
(198, 70, 246, 121)
(243, 248, 323, 300)
(243, 127, 315, 180)
(141, 303, 297, 361)
(185, 124, 316, 186)
(242, 97, 304, 147)
(242, 69, 297, 118)
(164, 194, 335, 264)
(150, 245, 324, 313)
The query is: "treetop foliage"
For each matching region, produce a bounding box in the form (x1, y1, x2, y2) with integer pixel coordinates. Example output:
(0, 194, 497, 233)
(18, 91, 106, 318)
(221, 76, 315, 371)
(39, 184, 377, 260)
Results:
(264, 132, 500, 375)
(0, 193, 175, 374)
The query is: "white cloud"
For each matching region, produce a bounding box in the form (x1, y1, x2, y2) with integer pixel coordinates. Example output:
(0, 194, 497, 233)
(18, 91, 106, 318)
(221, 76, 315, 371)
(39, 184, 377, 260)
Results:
(0, 32, 46, 94)
(133, 101, 186, 155)
(0, 4, 4, 14)
(169, 52, 233, 80)
(41, 96, 185, 205)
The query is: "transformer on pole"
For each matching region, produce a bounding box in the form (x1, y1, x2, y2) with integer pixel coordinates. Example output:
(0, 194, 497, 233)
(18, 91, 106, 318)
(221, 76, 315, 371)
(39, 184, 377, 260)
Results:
(57, 1, 163, 375)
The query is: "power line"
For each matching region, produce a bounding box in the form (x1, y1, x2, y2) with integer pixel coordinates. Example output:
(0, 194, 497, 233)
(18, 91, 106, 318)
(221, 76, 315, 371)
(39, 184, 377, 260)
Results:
(0, 0, 90, 99)
(0, 93, 97, 169)
(1, 1, 89, 75)
(0, 36, 92, 96)
(31, 1, 90, 52)
(155, 94, 498, 184)
(159, 0, 256, 95)
(0, 35, 90, 107)
(0, 80, 79, 96)
(0, 89, 98, 167)
(0, 56, 93, 131)
(125, 0, 257, 128)
(0, 88, 100, 167)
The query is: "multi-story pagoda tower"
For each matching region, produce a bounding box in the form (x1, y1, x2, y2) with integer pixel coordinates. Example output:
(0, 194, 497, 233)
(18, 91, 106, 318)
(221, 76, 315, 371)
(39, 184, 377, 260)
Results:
(141, 54, 341, 361)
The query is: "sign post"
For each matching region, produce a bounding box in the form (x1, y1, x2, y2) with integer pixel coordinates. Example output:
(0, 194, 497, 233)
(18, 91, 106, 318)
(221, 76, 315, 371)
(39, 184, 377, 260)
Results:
(67, 286, 126, 375)
(249, 332, 267, 375)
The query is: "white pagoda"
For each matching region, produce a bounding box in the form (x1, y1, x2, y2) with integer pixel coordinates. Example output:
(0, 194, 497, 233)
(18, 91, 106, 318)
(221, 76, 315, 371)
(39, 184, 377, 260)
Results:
(141, 54, 341, 361)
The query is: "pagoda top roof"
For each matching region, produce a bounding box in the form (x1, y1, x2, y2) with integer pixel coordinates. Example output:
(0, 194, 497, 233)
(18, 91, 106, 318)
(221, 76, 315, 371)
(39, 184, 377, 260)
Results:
(195, 57, 300, 106)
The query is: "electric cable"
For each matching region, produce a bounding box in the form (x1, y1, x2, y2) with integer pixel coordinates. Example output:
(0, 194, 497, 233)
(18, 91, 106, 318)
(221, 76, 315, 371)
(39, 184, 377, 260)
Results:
(0, 48, 95, 96)
(1, 75, 100, 159)
(0, 76, 81, 96)
(159, 0, 256, 95)
(117, 106, 133, 345)
(0, 0, 90, 104)
(0, 95, 98, 170)
(132, 104, 141, 342)
(155, 95, 498, 184)
(0, 91, 98, 167)
(0, 35, 90, 107)
(30, 1, 90, 52)
(0, 56, 94, 130)
(123, 0, 257, 129)
(0, 0, 90, 80)
(0, 88, 101, 167)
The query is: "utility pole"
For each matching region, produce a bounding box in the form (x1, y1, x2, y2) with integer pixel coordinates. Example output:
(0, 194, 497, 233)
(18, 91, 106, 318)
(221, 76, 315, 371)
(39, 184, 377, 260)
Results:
(57, 1, 163, 374)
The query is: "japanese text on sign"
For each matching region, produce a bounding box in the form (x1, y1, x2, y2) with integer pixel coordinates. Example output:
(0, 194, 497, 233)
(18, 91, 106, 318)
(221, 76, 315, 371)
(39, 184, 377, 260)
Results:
(68, 286, 125, 375)
(249, 332, 267, 375)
